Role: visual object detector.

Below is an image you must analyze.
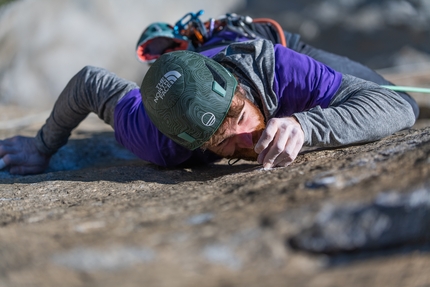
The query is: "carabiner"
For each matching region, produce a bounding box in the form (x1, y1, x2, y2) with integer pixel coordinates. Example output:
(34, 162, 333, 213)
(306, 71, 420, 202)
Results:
(173, 10, 205, 34)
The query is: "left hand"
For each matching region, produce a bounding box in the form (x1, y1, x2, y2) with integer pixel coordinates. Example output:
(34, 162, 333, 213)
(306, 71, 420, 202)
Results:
(0, 136, 51, 175)
(254, 116, 304, 169)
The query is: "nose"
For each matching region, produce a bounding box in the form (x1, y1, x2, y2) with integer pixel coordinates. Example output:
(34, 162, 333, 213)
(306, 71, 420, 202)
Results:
(235, 133, 254, 149)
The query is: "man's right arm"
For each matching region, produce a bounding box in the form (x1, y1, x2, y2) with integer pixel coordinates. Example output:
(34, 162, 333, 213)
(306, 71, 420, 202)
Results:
(35, 66, 138, 155)
(0, 66, 138, 174)
(1, 65, 218, 174)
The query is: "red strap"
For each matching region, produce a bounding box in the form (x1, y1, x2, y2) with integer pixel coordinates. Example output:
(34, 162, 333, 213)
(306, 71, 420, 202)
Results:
(253, 18, 287, 47)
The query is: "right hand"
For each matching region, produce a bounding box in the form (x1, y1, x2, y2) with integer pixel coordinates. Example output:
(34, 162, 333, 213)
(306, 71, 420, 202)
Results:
(254, 116, 304, 169)
(0, 136, 51, 175)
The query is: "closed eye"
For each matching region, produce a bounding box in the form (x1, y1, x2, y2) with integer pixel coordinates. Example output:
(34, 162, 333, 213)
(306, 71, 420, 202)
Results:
(238, 112, 245, 125)
(217, 138, 226, 147)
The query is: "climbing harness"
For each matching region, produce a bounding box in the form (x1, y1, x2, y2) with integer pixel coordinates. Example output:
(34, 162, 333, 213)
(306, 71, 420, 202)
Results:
(136, 10, 430, 95)
(175, 10, 286, 50)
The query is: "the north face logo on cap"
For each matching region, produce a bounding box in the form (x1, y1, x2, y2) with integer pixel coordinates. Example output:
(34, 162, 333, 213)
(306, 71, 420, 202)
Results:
(154, 71, 181, 103)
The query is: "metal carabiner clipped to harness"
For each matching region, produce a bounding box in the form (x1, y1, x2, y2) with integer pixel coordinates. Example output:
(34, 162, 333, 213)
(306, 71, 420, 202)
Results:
(173, 10, 205, 35)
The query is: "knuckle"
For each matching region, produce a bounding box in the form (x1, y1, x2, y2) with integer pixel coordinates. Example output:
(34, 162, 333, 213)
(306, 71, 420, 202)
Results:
(267, 118, 280, 127)
(284, 146, 293, 155)
(290, 127, 298, 135)
(273, 145, 284, 154)
(260, 132, 271, 141)
(266, 118, 275, 125)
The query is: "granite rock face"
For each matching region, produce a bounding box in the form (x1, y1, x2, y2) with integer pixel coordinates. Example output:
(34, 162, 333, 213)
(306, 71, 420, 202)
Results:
(289, 188, 430, 254)
(0, 123, 429, 287)
(1, 1, 430, 286)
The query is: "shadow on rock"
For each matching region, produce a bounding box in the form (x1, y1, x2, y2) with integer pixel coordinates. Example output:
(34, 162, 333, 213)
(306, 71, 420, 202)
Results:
(0, 131, 259, 184)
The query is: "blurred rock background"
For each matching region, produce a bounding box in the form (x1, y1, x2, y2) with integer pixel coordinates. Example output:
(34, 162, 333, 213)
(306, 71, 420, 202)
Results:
(0, 0, 429, 114)
(239, 0, 430, 70)
(0, 0, 244, 110)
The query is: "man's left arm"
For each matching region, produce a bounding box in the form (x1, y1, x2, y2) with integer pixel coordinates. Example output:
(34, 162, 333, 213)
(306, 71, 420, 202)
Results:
(293, 74, 416, 148)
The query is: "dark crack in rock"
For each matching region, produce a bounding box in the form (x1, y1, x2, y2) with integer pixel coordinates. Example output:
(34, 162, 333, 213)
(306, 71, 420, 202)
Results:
(289, 187, 430, 254)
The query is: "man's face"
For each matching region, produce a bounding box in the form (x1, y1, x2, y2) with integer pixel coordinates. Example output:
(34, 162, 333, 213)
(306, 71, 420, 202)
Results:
(205, 94, 266, 161)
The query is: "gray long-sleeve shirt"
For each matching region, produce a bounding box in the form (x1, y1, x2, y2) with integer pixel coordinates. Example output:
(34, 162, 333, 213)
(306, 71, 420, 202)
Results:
(295, 74, 415, 147)
(34, 40, 415, 166)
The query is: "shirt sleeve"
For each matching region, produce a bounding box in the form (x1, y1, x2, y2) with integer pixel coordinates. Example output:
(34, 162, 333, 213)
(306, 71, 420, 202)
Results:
(272, 44, 342, 118)
(114, 89, 221, 167)
(293, 74, 416, 147)
(34, 66, 138, 155)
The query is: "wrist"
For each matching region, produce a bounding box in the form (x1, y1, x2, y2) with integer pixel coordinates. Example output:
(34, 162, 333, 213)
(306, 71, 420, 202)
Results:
(34, 129, 57, 156)
(291, 113, 309, 145)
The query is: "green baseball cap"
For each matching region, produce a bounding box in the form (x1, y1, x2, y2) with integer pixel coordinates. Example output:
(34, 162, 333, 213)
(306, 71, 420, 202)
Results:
(141, 50, 237, 150)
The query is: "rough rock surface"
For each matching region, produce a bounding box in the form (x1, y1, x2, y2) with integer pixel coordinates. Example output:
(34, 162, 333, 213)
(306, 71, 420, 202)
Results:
(1, 0, 430, 286)
(1, 114, 430, 287)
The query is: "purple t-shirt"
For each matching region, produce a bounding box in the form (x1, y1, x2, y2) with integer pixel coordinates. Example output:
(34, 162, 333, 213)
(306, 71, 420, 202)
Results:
(272, 44, 342, 117)
(114, 89, 195, 167)
(114, 44, 342, 166)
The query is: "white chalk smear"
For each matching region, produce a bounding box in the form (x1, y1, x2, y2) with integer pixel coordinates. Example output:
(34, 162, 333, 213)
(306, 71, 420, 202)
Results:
(0, 158, 6, 170)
